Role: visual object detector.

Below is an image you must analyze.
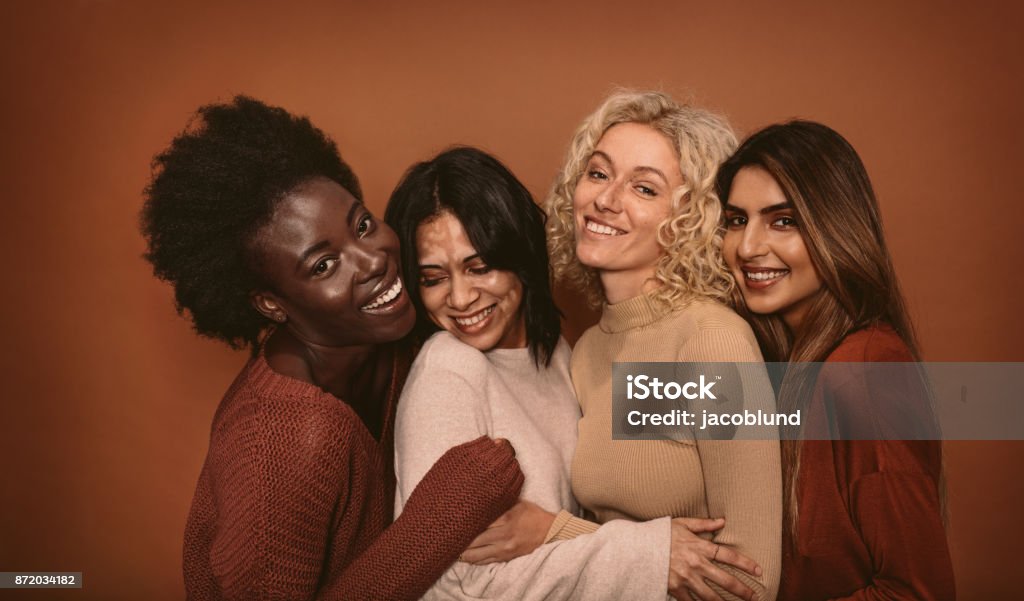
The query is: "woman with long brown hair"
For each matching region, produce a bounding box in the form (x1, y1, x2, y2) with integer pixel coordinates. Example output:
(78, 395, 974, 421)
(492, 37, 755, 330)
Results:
(716, 120, 955, 600)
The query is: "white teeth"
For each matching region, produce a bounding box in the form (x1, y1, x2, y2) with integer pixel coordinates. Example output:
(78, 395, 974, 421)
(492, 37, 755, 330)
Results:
(745, 270, 788, 281)
(361, 278, 402, 310)
(454, 305, 494, 327)
(585, 219, 624, 236)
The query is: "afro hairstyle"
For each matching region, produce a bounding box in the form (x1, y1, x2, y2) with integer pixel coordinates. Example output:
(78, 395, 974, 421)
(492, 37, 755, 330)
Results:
(141, 95, 362, 350)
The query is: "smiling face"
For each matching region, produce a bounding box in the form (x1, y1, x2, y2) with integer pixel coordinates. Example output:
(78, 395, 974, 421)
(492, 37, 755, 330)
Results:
(722, 166, 823, 332)
(571, 122, 682, 303)
(250, 177, 415, 347)
(415, 211, 526, 352)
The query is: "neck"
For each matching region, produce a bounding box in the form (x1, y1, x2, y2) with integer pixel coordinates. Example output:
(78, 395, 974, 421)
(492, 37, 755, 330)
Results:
(265, 327, 381, 400)
(599, 267, 659, 305)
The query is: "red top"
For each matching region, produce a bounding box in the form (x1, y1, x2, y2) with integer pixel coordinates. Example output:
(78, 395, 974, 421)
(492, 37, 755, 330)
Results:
(183, 343, 524, 600)
(779, 326, 955, 601)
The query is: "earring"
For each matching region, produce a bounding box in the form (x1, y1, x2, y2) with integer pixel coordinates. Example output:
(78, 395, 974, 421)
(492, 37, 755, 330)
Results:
(276, 314, 286, 323)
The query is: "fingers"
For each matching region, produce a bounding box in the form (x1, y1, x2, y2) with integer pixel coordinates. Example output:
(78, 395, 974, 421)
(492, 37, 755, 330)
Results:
(676, 517, 726, 534)
(466, 524, 509, 549)
(492, 437, 516, 456)
(702, 561, 756, 601)
(710, 545, 762, 578)
(459, 544, 499, 564)
(682, 576, 724, 601)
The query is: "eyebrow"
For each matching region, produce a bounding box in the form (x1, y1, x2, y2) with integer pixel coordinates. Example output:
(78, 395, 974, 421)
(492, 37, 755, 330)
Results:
(723, 201, 793, 215)
(295, 202, 366, 272)
(418, 254, 482, 270)
(297, 240, 331, 272)
(588, 151, 670, 186)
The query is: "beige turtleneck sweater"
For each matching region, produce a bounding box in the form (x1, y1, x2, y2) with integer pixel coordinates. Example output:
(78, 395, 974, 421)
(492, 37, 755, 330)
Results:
(564, 293, 782, 601)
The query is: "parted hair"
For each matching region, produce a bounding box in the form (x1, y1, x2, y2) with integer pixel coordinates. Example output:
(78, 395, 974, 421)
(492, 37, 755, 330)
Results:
(716, 119, 925, 541)
(141, 95, 361, 350)
(545, 89, 738, 308)
(385, 146, 561, 367)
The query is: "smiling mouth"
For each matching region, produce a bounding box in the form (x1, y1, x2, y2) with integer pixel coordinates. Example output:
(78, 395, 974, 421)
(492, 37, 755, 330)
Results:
(453, 304, 495, 328)
(742, 269, 789, 285)
(584, 218, 626, 236)
(361, 278, 403, 311)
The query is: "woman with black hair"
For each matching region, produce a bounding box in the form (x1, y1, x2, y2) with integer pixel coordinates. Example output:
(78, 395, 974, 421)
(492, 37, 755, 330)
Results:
(385, 147, 732, 600)
(141, 97, 523, 601)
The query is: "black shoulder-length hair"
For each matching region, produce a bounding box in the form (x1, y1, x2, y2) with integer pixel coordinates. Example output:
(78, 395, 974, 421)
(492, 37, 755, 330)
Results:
(384, 146, 560, 367)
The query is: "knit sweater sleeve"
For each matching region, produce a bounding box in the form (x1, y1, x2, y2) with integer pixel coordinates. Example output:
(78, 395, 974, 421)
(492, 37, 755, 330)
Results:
(205, 385, 522, 601)
(678, 325, 782, 601)
(327, 437, 525, 601)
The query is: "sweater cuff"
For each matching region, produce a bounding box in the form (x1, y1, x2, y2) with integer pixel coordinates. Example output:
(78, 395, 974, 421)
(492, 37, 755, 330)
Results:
(544, 510, 601, 542)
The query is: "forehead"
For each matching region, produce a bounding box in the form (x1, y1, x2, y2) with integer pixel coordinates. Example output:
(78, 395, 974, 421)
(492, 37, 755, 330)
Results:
(256, 177, 357, 254)
(594, 123, 680, 170)
(728, 167, 788, 209)
(415, 212, 476, 262)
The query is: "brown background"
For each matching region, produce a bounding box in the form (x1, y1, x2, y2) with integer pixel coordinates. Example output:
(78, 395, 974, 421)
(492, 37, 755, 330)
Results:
(2, 1, 1022, 598)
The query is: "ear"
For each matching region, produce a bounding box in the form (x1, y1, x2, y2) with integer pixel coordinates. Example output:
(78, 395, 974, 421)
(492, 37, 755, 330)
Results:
(251, 291, 288, 323)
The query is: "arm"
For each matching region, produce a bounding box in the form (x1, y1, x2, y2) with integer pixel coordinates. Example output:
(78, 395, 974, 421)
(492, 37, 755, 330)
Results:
(821, 342, 954, 600)
(394, 346, 496, 513)
(207, 392, 522, 601)
(827, 457, 954, 601)
(680, 326, 782, 601)
(545, 510, 600, 542)
(328, 437, 524, 601)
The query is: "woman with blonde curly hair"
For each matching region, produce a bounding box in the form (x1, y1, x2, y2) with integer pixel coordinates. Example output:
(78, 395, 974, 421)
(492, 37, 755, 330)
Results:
(546, 90, 782, 601)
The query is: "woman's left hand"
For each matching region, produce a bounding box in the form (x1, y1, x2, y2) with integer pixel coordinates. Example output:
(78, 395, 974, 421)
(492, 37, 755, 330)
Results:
(460, 500, 556, 564)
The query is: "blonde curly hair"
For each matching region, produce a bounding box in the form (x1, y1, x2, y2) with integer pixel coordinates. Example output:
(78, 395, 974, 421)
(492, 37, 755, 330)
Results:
(545, 90, 737, 309)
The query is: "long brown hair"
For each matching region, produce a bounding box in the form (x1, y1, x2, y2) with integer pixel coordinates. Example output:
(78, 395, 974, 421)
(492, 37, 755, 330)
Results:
(715, 120, 923, 539)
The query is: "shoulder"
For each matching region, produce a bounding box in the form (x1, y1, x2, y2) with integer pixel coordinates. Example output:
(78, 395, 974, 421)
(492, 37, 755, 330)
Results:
(826, 324, 914, 363)
(401, 331, 492, 412)
(672, 300, 763, 362)
(211, 358, 361, 470)
(414, 331, 490, 371)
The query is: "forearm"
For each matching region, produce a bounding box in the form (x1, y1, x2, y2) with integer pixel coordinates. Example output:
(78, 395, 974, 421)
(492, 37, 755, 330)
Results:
(428, 517, 672, 601)
(544, 510, 600, 542)
(325, 438, 524, 601)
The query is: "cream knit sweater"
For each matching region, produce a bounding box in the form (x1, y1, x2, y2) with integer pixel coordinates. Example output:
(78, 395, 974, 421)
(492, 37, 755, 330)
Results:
(565, 293, 782, 601)
(395, 331, 672, 600)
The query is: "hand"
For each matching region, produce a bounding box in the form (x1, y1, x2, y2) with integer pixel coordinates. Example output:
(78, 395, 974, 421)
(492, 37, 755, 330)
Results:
(667, 518, 762, 601)
(460, 500, 556, 564)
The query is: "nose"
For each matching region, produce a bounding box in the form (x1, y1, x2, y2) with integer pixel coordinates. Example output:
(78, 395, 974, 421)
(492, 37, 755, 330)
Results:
(593, 180, 623, 213)
(736, 222, 768, 261)
(447, 273, 480, 311)
(352, 241, 389, 285)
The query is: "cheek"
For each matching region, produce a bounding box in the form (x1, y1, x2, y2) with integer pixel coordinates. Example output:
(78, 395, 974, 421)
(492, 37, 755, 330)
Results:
(571, 183, 593, 213)
(492, 273, 524, 311)
(722, 233, 740, 267)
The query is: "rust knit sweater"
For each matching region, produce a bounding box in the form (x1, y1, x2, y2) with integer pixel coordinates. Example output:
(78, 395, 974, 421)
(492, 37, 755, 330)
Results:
(183, 343, 524, 600)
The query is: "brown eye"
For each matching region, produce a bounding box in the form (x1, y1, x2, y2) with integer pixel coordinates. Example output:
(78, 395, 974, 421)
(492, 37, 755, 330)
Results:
(357, 214, 374, 237)
(313, 258, 337, 276)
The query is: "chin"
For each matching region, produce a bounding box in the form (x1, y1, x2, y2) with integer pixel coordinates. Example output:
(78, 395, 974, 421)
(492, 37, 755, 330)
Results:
(575, 243, 608, 270)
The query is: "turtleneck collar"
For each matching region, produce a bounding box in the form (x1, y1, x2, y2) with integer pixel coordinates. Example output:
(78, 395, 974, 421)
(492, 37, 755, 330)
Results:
(598, 292, 672, 334)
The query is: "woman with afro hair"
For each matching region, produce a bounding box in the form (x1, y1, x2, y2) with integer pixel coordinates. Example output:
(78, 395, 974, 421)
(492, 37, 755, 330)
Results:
(141, 96, 524, 601)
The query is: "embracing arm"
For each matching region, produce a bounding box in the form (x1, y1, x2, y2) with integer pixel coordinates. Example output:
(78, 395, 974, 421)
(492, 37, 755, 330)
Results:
(205, 392, 522, 601)
(681, 326, 782, 601)
(329, 437, 524, 601)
